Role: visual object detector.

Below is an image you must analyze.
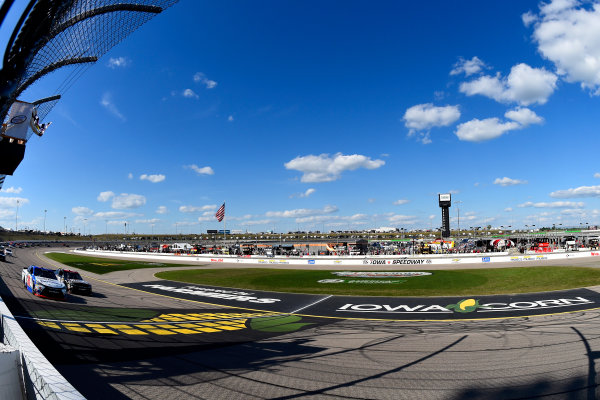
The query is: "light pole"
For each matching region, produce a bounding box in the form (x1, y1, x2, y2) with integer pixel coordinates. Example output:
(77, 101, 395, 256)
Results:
(43, 209, 47, 233)
(455, 200, 463, 238)
(15, 199, 19, 231)
(64, 216, 66, 235)
(83, 218, 87, 236)
(105, 220, 108, 235)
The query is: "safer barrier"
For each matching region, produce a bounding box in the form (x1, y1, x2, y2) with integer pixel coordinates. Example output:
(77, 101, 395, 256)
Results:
(0, 295, 85, 400)
(75, 249, 600, 266)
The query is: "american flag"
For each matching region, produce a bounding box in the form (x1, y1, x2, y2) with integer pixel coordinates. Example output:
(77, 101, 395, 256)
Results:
(215, 203, 225, 222)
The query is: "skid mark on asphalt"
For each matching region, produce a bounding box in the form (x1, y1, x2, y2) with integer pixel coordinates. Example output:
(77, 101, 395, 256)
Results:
(35, 312, 278, 336)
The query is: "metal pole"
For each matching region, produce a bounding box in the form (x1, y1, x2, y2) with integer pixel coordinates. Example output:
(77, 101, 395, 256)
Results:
(43, 209, 47, 232)
(15, 199, 19, 231)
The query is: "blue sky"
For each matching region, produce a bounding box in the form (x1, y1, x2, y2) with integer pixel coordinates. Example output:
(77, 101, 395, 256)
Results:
(3, 0, 600, 234)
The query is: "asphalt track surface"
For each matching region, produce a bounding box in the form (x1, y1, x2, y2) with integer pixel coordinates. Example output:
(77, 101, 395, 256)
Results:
(3, 249, 600, 398)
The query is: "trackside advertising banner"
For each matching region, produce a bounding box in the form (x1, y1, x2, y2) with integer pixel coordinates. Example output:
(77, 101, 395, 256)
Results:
(124, 282, 600, 320)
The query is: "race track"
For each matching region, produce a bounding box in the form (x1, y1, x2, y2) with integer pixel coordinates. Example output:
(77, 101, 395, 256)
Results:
(2, 247, 600, 399)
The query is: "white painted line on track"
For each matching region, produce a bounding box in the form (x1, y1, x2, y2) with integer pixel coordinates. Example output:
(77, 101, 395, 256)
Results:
(291, 295, 332, 314)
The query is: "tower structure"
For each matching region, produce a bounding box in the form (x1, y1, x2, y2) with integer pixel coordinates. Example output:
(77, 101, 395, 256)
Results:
(439, 193, 451, 238)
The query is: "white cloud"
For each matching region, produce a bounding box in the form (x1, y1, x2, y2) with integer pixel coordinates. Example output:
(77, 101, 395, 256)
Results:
(550, 185, 600, 198)
(518, 201, 584, 208)
(127, 173, 133, 179)
(294, 213, 368, 224)
(0, 186, 22, 194)
(266, 205, 338, 218)
(111, 193, 146, 209)
(0, 197, 29, 208)
(505, 207, 513, 212)
(387, 214, 419, 224)
(156, 206, 168, 214)
(193, 72, 217, 89)
(186, 164, 214, 175)
(228, 115, 234, 122)
(455, 118, 520, 142)
(504, 107, 544, 126)
(284, 153, 385, 183)
(459, 63, 557, 105)
(494, 177, 528, 186)
(140, 174, 166, 183)
(136, 218, 160, 224)
(522, 11, 538, 27)
(0, 209, 15, 219)
(100, 92, 126, 121)
(238, 219, 276, 226)
(183, 89, 199, 99)
(107, 220, 127, 226)
(107, 57, 130, 68)
(595, 172, 600, 178)
(179, 205, 217, 213)
(97, 191, 115, 202)
(94, 211, 142, 218)
(403, 103, 461, 144)
(455, 107, 543, 143)
(450, 56, 486, 76)
(393, 199, 410, 205)
(290, 188, 316, 198)
(72, 206, 94, 216)
(197, 210, 220, 222)
(529, 0, 600, 94)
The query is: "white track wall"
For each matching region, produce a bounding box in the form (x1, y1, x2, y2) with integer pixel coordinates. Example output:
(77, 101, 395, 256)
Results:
(75, 249, 600, 266)
(0, 296, 85, 400)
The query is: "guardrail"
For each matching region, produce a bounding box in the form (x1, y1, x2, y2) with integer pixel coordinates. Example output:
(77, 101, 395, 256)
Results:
(0, 295, 85, 400)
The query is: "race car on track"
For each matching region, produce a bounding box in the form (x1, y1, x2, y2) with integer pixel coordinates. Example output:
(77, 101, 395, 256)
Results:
(55, 268, 92, 295)
(22, 265, 67, 300)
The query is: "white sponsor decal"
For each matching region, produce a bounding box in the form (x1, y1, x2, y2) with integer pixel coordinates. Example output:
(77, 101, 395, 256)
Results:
(332, 271, 431, 278)
(143, 284, 281, 304)
(336, 296, 593, 314)
(363, 259, 429, 265)
(318, 279, 404, 284)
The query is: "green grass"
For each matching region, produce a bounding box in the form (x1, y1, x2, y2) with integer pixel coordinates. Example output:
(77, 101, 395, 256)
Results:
(155, 267, 600, 296)
(29, 307, 159, 322)
(45, 252, 202, 275)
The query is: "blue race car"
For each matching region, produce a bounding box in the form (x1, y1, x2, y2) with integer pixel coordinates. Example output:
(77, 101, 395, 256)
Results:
(21, 265, 67, 300)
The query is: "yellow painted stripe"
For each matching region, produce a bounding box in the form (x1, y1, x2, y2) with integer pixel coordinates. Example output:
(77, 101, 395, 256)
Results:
(171, 328, 198, 334)
(92, 328, 118, 334)
(119, 329, 148, 335)
(38, 322, 60, 329)
(196, 327, 220, 332)
(63, 325, 91, 333)
(144, 329, 177, 335)
(218, 325, 244, 331)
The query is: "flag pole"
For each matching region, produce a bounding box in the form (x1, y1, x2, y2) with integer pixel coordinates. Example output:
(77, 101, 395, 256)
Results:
(223, 201, 226, 243)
